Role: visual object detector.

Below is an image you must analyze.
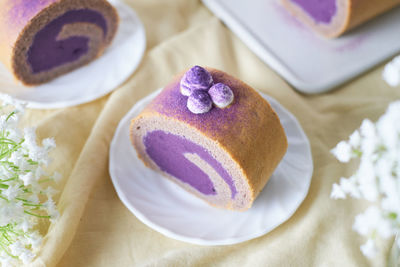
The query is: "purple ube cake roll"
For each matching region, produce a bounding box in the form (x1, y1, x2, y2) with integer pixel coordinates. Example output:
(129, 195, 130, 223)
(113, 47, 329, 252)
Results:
(281, 0, 400, 37)
(130, 66, 288, 211)
(0, 0, 119, 85)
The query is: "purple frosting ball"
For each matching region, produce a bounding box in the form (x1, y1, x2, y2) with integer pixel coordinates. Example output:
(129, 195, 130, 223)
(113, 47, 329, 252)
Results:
(180, 66, 214, 96)
(208, 83, 234, 108)
(187, 90, 213, 114)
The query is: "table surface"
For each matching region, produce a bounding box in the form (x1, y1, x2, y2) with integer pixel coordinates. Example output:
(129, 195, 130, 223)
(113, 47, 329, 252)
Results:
(4, 0, 398, 266)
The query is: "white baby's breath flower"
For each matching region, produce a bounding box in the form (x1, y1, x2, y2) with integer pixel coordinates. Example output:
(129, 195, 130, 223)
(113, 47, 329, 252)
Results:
(9, 241, 35, 264)
(0, 115, 8, 132)
(44, 198, 59, 220)
(0, 254, 15, 267)
(331, 183, 346, 199)
(359, 119, 378, 158)
(34, 166, 48, 180)
(376, 115, 398, 150)
(0, 95, 61, 265)
(331, 141, 352, 163)
(356, 159, 378, 202)
(353, 206, 379, 236)
(383, 55, 400, 87)
(7, 128, 22, 143)
(0, 94, 27, 113)
(349, 130, 361, 148)
(42, 138, 56, 150)
(17, 218, 31, 233)
(0, 94, 16, 107)
(25, 231, 42, 250)
(19, 250, 35, 264)
(26, 194, 39, 205)
(0, 203, 22, 227)
(42, 186, 58, 197)
(331, 100, 400, 260)
(360, 239, 378, 259)
(20, 172, 35, 186)
(9, 151, 30, 172)
(339, 176, 361, 199)
(2, 184, 21, 200)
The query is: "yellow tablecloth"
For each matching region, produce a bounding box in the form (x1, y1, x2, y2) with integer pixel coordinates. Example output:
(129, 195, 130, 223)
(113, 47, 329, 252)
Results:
(15, 0, 399, 266)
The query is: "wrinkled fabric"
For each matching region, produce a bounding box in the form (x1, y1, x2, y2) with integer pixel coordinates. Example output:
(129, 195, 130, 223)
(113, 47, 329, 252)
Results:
(3, 0, 397, 266)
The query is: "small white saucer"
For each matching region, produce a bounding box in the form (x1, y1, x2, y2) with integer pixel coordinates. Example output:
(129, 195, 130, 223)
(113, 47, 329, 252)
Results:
(0, 0, 146, 109)
(109, 89, 313, 246)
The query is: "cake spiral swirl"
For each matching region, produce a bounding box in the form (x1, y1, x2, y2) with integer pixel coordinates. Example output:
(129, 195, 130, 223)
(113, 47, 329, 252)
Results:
(0, 0, 119, 85)
(281, 0, 400, 37)
(130, 67, 288, 211)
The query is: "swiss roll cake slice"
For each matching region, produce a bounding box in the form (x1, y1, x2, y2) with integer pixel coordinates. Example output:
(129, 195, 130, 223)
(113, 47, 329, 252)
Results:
(130, 66, 288, 211)
(281, 0, 400, 37)
(0, 0, 119, 85)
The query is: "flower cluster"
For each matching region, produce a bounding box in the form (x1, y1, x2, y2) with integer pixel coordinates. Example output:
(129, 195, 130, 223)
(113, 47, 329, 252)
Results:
(0, 95, 61, 266)
(383, 55, 400, 87)
(331, 101, 400, 258)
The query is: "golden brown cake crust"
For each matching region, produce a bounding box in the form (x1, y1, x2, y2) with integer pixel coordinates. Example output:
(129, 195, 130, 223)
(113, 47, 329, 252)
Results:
(130, 68, 288, 210)
(281, 0, 400, 37)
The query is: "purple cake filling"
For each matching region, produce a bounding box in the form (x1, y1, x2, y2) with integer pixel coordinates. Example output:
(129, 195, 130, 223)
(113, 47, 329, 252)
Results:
(144, 130, 237, 198)
(27, 9, 108, 73)
(291, 0, 337, 23)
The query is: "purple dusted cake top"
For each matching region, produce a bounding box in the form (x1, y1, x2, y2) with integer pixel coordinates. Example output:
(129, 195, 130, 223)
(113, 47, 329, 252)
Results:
(144, 130, 237, 198)
(147, 68, 259, 138)
(208, 83, 234, 108)
(27, 9, 107, 73)
(291, 0, 337, 24)
(180, 66, 214, 96)
(187, 90, 212, 114)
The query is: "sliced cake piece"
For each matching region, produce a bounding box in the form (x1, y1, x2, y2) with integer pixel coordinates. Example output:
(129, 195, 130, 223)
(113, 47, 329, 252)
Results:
(281, 0, 400, 37)
(130, 66, 288, 211)
(0, 0, 119, 85)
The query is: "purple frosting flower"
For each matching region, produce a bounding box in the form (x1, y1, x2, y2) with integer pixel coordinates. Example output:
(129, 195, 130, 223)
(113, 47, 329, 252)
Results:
(187, 90, 213, 114)
(180, 66, 214, 96)
(208, 83, 234, 108)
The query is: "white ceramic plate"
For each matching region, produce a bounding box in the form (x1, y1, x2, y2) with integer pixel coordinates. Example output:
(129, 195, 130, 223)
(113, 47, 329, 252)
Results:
(109, 88, 313, 245)
(0, 0, 146, 109)
(202, 0, 400, 94)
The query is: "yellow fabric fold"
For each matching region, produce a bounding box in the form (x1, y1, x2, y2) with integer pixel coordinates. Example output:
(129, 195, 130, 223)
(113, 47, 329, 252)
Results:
(7, 0, 397, 266)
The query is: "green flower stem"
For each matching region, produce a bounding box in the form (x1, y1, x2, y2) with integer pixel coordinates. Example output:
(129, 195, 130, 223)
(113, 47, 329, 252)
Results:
(0, 109, 59, 263)
(353, 149, 362, 157)
(0, 243, 18, 259)
(5, 111, 15, 122)
(1, 232, 11, 243)
(0, 139, 24, 160)
(0, 177, 17, 183)
(23, 210, 50, 219)
(27, 159, 38, 165)
(23, 203, 42, 207)
(0, 183, 9, 189)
